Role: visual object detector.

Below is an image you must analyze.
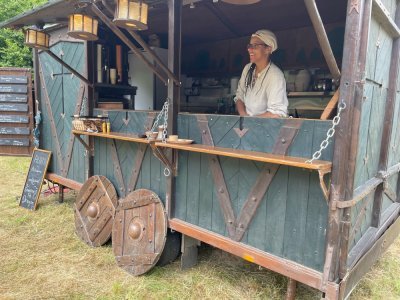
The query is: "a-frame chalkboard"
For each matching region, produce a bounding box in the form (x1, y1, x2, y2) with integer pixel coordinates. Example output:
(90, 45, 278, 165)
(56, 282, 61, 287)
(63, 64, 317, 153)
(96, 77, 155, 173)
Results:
(20, 149, 51, 210)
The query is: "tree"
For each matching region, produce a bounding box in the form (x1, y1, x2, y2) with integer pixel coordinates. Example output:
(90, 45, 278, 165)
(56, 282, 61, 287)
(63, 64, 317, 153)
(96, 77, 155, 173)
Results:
(0, 0, 48, 68)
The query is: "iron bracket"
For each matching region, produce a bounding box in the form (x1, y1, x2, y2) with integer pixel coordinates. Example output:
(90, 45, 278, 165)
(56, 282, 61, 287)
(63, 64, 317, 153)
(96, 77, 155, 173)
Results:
(318, 169, 331, 204)
(73, 132, 94, 156)
(149, 143, 178, 176)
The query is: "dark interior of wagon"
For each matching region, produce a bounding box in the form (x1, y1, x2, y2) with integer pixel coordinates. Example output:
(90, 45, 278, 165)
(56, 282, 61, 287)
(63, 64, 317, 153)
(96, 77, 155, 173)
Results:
(91, 0, 348, 117)
(2, 0, 349, 118)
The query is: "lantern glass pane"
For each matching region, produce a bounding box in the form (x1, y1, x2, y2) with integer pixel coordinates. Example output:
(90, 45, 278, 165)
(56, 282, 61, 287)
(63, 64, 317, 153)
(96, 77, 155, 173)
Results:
(141, 3, 148, 24)
(74, 14, 84, 31)
(129, 2, 140, 20)
(117, 0, 129, 18)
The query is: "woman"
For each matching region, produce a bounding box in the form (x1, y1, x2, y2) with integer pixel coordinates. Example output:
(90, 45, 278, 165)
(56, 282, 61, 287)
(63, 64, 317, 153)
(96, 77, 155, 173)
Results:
(235, 30, 288, 118)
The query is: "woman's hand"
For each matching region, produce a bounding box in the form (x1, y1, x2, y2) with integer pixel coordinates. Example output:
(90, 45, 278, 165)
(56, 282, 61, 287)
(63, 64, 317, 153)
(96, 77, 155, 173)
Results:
(256, 111, 280, 118)
(235, 99, 249, 116)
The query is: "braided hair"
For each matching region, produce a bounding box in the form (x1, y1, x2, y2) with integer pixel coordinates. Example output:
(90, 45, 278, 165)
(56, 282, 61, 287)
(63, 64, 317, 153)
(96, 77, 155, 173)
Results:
(244, 62, 271, 96)
(244, 63, 256, 95)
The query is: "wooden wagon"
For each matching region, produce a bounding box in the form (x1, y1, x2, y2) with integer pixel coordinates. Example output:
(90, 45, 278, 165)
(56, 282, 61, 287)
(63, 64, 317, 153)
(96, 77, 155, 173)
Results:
(1, 0, 400, 298)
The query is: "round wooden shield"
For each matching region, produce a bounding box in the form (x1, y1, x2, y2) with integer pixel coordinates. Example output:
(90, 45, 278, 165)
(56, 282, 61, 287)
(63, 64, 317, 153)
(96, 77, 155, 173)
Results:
(74, 175, 118, 247)
(112, 189, 167, 276)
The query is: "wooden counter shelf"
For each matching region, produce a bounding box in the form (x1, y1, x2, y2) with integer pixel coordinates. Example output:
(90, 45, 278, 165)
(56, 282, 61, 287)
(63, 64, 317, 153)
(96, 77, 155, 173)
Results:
(154, 142, 332, 172)
(72, 130, 150, 144)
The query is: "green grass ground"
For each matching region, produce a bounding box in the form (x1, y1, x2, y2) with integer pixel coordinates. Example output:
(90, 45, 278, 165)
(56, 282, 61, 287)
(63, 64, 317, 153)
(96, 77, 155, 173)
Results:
(0, 156, 399, 299)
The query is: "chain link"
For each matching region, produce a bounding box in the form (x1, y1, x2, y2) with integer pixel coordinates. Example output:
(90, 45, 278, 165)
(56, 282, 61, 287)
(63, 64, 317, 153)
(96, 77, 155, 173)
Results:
(306, 101, 346, 163)
(150, 98, 170, 143)
(162, 99, 169, 143)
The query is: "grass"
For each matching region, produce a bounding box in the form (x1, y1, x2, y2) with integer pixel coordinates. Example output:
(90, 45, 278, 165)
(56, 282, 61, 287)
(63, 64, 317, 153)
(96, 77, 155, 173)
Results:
(0, 156, 399, 299)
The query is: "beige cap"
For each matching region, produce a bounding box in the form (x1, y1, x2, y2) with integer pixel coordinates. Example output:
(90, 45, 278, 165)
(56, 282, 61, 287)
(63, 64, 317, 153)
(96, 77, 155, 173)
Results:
(252, 29, 278, 52)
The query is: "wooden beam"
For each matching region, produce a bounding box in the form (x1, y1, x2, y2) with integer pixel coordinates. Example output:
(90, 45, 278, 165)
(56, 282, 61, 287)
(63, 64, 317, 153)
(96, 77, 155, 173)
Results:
(46, 172, 83, 191)
(166, 0, 182, 218)
(169, 218, 325, 290)
(323, 0, 368, 285)
(304, 0, 341, 80)
(44, 50, 92, 87)
(320, 90, 339, 120)
(155, 142, 332, 171)
(372, 0, 400, 38)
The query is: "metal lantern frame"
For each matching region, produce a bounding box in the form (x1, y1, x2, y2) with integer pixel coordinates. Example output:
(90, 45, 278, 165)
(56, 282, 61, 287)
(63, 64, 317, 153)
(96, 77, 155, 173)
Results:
(113, 0, 149, 30)
(68, 13, 99, 41)
(24, 28, 50, 50)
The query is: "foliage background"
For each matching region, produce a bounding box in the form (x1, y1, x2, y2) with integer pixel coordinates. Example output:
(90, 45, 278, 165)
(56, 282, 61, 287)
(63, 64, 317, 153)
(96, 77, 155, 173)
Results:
(0, 0, 47, 68)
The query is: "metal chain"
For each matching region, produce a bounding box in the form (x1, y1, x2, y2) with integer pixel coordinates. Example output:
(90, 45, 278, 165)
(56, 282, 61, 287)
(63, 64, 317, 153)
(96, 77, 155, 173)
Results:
(162, 99, 169, 143)
(148, 98, 171, 176)
(151, 98, 169, 142)
(306, 100, 346, 163)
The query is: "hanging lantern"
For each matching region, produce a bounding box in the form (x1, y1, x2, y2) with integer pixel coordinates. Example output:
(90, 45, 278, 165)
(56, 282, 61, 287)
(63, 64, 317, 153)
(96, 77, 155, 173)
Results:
(68, 14, 99, 41)
(113, 0, 148, 30)
(221, 0, 260, 4)
(24, 28, 50, 50)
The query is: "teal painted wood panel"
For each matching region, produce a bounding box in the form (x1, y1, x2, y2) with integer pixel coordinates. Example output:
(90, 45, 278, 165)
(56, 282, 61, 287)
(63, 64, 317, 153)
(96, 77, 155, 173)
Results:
(351, 9, 398, 251)
(353, 83, 374, 189)
(283, 168, 311, 263)
(174, 114, 333, 271)
(39, 41, 86, 183)
(91, 110, 165, 203)
(303, 172, 328, 270)
(263, 166, 289, 256)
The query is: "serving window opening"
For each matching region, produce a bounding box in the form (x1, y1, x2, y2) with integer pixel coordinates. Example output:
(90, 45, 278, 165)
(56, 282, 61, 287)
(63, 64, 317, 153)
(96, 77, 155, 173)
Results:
(90, 0, 346, 120)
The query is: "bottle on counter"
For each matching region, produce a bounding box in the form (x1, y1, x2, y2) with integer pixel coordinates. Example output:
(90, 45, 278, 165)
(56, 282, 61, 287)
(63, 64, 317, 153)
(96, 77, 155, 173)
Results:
(102, 121, 107, 133)
(106, 118, 111, 134)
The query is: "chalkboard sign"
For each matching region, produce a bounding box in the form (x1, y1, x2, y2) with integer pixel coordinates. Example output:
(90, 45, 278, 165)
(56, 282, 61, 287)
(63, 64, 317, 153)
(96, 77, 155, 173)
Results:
(0, 75, 28, 84)
(20, 149, 51, 210)
(0, 115, 29, 123)
(0, 94, 27, 102)
(0, 138, 29, 146)
(0, 127, 30, 135)
(0, 104, 28, 112)
(0, 85, 27, 94)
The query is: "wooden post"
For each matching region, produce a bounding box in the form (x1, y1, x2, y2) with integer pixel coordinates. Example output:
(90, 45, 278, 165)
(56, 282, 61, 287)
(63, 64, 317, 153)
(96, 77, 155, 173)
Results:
(304, 0, 341, 80)
(322, 0, 368, 285)
(338, 0, 373, 279)
(166, 0, 182, 218)
(371, 4, 400, 227)
(285, 278, 297, 300)
(85, 41, 94, 178)
(58, 184, 64, 203)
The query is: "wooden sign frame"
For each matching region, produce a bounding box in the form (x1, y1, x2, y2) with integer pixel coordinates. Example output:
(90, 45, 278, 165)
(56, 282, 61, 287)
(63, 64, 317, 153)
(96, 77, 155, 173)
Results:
(19, 148, 51, 210)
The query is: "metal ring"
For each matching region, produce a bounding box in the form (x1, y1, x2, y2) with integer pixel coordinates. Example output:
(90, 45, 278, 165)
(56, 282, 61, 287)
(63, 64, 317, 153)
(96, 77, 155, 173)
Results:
(164, 168, 171, 177)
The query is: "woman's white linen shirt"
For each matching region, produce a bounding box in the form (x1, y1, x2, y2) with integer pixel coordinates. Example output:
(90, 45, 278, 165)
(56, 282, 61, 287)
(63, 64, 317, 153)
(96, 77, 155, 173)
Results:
(235, 63, 288, 117)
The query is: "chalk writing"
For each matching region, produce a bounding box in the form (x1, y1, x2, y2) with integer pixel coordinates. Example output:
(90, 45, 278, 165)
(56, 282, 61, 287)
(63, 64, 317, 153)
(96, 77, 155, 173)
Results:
(0, 75, 28, 84)
(0, 127, 29, 135)
(0, 104, 28, 112)
(0, 94, 27, 102)
(0, 115, 29, 123)
(20, 149, 51, 210)
(0, 85, 27, 94)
